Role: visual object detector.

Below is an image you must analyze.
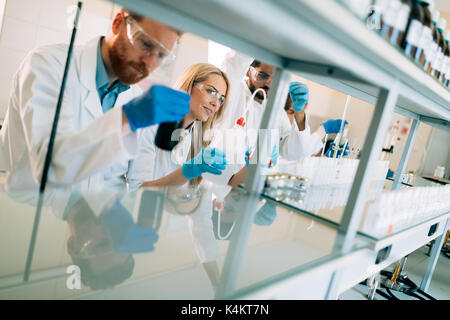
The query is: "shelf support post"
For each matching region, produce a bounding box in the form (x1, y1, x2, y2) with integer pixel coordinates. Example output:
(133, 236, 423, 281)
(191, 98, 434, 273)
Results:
(215, 67, 291, 299)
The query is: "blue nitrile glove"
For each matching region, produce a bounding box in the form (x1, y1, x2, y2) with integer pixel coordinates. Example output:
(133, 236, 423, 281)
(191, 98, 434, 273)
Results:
(122, 85, 191, 131)
(321, 119, 349, 134)
(325, 142, 350, 158)
(182, 148, 228, 180)
(100, 201, 159, 254)
(269, 144, 279, 168)
(254, 201, 277, 226)
(289, 82, 309, 111)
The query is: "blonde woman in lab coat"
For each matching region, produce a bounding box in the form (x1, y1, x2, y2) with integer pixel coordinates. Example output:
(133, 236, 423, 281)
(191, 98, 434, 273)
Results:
(128, 63, 230, 188)
(127, 63, 231, 287)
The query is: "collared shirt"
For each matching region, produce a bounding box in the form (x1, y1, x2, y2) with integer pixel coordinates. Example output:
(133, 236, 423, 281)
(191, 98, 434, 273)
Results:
(96, 37, 130, 113)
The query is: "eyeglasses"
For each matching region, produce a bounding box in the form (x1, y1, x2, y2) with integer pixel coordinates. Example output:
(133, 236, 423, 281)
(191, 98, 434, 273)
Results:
(195, 83, 226, 106)
(249, 66, 273, 84)
(125, 15, 176, 66)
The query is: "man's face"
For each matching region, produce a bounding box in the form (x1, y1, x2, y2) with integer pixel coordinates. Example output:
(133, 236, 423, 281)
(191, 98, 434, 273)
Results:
(109, 14, 178, 85)
(246, 63, 275, 103)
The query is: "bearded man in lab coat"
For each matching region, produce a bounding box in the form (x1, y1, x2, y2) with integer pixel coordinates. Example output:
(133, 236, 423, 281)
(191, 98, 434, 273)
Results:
(0, 9, 190, 199)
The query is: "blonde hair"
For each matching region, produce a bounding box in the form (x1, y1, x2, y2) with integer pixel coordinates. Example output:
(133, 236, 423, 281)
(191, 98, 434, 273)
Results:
(174, 63, 230, 185)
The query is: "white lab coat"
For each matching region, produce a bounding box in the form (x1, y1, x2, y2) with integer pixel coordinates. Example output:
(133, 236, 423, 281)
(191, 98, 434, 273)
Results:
(0, 37, 141, 212)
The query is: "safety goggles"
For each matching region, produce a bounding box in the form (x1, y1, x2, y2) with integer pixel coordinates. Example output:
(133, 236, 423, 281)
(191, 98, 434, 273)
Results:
(195, 83, 226, 106)
(125, 15, 176, 66)
(249, 66, 273, 84)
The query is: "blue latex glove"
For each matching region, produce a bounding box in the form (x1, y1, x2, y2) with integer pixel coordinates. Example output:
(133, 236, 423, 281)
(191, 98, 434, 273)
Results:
(269, 144, 279, 168)
(254, 201, 277, 226)
(182, 148, 228, 180)
(289, 82, 309, 111)
(325, 142, 350, 158)
(321, 119, 348, 134)
(100, 201, 159, 254)
(123, 85, 191, 131)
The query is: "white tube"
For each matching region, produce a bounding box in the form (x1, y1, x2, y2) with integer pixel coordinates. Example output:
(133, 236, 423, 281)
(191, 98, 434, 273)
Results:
(338, 95, 351, 138)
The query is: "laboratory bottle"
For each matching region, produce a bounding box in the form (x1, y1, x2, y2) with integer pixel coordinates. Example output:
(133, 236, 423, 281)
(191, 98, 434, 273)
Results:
(154, 120, 183, 151)
(402, 0, 425, 60)
(396, 0, 413, 46)
(416, 0, 433, 66)
(426, 10, 441, 74)
(381, 0, 411, 46)
(444, 30, 450, 87)
(442, 30, 450, 85)
(434, 18, 447, 79)
(373, 0, 389, 31)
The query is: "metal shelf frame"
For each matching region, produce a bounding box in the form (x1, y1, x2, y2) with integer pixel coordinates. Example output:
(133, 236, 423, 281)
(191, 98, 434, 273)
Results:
(109, 0, 450, 299)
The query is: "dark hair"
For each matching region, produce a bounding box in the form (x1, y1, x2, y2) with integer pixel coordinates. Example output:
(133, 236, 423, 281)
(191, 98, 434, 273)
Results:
(250, 60, 261, 68)
(71, 254, 135, 291)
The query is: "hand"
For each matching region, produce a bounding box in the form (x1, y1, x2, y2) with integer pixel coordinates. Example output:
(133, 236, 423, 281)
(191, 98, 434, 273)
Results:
(321, 119, 348, 134)
(122, 85, 191, 131)
(100, 202, 159, 253)
(289, 82, 309, 112)
(268, 144, 279, 168)
(325, 142, 350, 158)
(254, 201, 277, 226)
(182, 148, 228, 180)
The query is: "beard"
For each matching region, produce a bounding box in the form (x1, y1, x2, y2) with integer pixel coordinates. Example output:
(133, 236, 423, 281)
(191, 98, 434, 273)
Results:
(248, 78, 270, 101)
(108, 36, 149, 85)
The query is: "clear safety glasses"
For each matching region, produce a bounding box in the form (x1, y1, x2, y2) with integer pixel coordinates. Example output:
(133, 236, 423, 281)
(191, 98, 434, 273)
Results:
(195, 83, 226, 106)
(249, 66, 273, 84)
(125, 15, 176, 66)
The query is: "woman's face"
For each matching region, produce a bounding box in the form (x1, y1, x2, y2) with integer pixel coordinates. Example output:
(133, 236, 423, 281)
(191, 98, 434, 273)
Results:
(189, 74, 227, 122)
